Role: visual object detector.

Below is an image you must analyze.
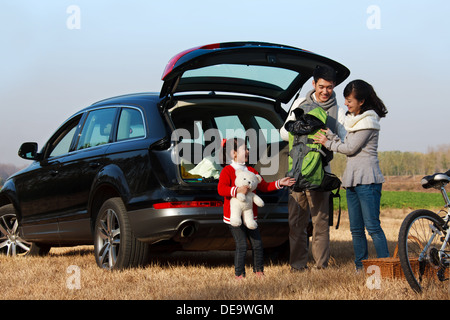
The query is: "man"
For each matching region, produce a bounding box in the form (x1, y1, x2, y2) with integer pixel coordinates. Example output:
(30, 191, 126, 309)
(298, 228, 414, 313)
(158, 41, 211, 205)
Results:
(280, 65, 346, 271)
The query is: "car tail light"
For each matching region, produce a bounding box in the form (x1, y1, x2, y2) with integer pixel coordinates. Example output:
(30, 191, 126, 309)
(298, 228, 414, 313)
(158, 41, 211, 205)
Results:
(161, 43, 221, 80)
(153, 201, 223, 209)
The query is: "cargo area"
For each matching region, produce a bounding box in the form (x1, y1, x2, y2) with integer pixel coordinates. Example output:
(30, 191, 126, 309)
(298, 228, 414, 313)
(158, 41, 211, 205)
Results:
(168, 96, 290, 184)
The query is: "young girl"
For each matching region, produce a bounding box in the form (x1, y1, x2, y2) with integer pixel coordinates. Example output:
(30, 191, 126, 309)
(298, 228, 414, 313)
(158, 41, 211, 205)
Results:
(314, 79, 389, 270)
(217, 138, 295, 279)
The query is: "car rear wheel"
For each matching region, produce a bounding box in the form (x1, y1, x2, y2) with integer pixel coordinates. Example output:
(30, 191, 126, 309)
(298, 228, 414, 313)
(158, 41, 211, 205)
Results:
(0, 204, 50, 256)
(94, 197, 149, 270)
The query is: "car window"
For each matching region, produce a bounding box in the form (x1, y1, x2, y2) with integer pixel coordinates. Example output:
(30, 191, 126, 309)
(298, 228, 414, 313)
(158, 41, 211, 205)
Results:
(254, 116, 282, 144)
(77, 108, 116, 150)
(182, 64, 299, 90)
(117, 108, 145, 141)
(214, 115, 246, 141)
(48, 117, 80, 158)
(213, 115, 256, 155)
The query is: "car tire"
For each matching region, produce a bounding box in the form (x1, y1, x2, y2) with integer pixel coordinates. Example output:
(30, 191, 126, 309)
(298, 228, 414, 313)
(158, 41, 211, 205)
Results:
(0, 204, 50, 256)
(94, 197, 149, 270)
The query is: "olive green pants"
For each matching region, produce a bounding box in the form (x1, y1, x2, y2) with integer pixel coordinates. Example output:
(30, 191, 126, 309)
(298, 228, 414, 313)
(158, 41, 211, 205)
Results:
(288, 190, 330, 269)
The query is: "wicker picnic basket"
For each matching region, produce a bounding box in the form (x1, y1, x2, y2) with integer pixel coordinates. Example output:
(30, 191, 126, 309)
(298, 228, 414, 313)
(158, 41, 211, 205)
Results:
(362, 245, 406, 279)
(362, 242, 448, 279)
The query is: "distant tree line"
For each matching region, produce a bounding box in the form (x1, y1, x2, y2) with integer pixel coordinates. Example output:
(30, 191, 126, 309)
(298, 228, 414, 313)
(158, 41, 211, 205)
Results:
(330, 144, 450, 177)
(0, 163, 25, 186)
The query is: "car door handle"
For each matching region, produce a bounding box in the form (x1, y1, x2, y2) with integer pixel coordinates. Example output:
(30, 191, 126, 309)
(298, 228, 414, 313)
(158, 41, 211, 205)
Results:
(50, 169, 59, 176)
(89, 162, 101, 168)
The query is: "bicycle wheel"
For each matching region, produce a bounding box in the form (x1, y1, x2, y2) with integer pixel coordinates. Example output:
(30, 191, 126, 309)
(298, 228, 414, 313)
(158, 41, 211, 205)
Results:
(398, 209, 447, 293)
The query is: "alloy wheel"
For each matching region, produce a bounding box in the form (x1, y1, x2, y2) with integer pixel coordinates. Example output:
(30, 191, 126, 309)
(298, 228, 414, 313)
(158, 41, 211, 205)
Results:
(96, 208, 121, 269)
(0, 213, 32, 256)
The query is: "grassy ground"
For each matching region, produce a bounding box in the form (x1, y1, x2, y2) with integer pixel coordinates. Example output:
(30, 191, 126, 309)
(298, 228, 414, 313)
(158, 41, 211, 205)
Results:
(333, 190, 444, 211)
(0, 209, 448, 300)
(1, 176, 449, 300)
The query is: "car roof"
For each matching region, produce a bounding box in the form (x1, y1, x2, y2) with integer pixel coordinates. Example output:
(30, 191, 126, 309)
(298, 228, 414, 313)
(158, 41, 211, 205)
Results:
(88, 92, 161, 109)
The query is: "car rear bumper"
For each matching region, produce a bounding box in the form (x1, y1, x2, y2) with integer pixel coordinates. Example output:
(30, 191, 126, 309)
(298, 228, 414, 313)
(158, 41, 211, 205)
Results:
(127, 204, 289, 250)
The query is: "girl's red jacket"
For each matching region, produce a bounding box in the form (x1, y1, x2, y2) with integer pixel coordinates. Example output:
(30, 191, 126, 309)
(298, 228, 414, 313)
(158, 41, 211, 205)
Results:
(217, 165, 281, 225)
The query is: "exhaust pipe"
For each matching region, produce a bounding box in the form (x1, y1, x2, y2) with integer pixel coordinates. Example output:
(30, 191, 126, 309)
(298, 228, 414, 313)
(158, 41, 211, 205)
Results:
(174, 222, 197, 242)
(180, 224, 195, 238)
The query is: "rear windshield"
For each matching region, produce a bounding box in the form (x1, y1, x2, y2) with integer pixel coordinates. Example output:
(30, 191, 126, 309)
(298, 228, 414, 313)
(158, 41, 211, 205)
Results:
(182, 64, 299, 91)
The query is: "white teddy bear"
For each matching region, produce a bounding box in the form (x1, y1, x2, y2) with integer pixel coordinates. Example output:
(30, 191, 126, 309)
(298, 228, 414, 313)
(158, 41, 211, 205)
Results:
(230, 169, 265, 230)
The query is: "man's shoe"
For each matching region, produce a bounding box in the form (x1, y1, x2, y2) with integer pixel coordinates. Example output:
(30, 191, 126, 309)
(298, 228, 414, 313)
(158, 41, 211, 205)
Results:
(290, 266, 308, 273)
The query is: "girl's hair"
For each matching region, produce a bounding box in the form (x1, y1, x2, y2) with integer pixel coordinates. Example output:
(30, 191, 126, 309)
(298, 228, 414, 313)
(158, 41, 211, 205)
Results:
(221, 137, 246, 166)
(343, 79, 388, 118)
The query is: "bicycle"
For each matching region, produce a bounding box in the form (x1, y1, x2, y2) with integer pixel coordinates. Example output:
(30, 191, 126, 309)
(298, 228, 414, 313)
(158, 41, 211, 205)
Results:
(398, 169, 450, 293)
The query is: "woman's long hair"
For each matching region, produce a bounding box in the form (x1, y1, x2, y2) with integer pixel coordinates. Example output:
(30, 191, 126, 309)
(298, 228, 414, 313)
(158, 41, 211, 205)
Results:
(343, 80, 388, 118)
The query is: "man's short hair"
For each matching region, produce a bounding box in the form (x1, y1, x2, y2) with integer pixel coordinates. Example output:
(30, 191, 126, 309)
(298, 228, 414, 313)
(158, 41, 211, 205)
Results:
(313, 65, 337, 83)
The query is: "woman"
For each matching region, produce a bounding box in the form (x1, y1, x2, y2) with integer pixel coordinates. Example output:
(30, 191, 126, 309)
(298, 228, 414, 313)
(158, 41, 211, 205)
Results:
(217, 138, 295, 278)
(314, 79, 389, 270)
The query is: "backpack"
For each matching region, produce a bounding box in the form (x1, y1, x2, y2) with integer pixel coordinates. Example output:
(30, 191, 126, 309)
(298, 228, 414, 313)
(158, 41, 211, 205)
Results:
(285, 106, 341, 192)
(285, 104, 342, 228)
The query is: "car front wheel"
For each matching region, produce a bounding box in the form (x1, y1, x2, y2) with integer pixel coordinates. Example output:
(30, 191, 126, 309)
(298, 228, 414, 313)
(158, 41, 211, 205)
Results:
(0, 204, 50, 256)
(94, 197, 148, 270)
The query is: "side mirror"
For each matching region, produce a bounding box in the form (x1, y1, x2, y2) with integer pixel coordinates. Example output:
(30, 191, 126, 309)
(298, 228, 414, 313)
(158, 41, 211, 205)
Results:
(18, 142, 40, 160)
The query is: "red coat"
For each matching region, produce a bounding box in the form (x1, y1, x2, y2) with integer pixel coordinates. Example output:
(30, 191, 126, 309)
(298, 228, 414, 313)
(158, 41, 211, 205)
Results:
(217, 165, 281, 224)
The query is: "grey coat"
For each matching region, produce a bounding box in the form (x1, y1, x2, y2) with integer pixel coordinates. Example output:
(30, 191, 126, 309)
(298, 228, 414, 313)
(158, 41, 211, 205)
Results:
(325, 129, 384, 188)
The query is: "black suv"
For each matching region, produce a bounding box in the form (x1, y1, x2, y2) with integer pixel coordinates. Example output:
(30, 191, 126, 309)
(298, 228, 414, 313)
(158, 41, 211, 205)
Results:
(0, 42, 349, 269)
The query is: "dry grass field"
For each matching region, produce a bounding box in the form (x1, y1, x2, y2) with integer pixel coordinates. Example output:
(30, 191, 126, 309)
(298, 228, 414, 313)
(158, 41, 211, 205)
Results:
(0, 176, 448, 301)
(383, 175, 435, 192)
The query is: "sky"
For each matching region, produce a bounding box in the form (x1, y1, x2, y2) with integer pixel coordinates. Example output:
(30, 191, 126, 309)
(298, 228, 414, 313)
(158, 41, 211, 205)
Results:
(1, 0, 449, 166)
